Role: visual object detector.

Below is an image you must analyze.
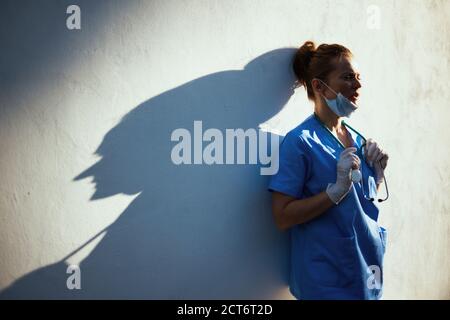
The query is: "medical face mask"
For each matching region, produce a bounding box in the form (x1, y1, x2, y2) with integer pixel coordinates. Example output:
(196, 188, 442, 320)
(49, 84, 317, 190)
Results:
(316, 79, 358, 118)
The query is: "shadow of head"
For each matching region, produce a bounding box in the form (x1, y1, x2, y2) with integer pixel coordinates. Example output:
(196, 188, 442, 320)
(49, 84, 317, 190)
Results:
(74, 48, 297, 199)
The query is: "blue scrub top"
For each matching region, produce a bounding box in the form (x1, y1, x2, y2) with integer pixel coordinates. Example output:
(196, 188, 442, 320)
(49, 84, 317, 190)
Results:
(268, 114, 387, 300)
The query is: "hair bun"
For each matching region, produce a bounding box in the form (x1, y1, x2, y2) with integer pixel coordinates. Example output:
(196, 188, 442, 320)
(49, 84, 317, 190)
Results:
(293, 41, 316, 88)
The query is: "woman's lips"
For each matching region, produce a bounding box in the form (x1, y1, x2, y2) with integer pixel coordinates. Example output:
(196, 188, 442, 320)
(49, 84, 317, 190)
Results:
(349, 93, 359, 103)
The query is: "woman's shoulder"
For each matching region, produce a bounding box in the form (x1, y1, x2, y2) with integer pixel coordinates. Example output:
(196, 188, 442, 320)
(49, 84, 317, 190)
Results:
(284, 115, 320, 147)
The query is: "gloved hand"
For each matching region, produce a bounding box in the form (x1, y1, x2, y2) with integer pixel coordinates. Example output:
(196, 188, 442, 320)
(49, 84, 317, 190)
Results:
(364, 139, 389, 184)
(326, 147, 360, 204)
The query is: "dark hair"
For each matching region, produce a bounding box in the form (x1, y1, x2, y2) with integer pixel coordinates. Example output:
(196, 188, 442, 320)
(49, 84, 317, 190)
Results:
(293, 41, 352, 100)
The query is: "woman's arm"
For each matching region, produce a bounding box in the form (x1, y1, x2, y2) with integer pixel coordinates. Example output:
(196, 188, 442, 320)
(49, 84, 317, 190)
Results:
(272, 191, 335, 231)
(271, 147, 360, 231)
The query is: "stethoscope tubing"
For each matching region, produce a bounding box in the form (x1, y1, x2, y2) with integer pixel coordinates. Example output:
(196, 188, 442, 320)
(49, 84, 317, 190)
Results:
(313, 113, 389, 202)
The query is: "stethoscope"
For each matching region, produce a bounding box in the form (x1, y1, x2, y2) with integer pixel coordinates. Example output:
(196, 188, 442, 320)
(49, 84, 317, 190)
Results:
(313, 113, 389, 202)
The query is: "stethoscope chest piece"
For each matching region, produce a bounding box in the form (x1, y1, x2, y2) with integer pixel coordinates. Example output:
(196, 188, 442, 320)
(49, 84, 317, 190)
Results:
(351, 169, 362, 183)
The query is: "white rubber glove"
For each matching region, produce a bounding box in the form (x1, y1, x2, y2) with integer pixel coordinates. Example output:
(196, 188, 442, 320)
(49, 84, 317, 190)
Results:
(364, 139, 389, 184)
(326, 147, 361, 205)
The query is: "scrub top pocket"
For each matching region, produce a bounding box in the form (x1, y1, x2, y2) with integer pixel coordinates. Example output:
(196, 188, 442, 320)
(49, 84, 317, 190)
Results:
(307, 234, 358, 288)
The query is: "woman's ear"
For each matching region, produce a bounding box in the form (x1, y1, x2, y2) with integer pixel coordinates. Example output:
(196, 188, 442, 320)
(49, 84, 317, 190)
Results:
(311, 78, 323, 96)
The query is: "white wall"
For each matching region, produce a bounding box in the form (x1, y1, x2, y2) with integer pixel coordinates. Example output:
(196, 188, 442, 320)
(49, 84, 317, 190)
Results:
(0, 0, 449, 299)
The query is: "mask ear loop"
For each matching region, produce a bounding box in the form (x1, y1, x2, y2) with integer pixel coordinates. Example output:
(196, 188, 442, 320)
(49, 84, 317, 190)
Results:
(316, 78, 359, 110)
(315, 78, 339, 98)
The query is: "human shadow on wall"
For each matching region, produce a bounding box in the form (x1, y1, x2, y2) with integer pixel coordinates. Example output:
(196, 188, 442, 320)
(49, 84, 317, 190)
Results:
(0, 48, 297, 299)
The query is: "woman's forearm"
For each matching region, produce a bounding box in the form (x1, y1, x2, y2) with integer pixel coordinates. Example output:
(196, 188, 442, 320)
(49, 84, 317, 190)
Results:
(279, 191, 335, 230)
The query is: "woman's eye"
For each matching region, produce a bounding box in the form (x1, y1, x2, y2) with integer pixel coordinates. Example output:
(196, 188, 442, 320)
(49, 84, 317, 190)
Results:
(343, 74, 361, 81)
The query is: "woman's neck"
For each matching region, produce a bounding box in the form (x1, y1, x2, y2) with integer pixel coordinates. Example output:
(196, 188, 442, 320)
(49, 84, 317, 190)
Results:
(314, 104, 343, 134)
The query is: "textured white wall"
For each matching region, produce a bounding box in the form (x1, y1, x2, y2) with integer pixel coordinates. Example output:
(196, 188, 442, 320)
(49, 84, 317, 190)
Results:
(0, 0, 449, 299)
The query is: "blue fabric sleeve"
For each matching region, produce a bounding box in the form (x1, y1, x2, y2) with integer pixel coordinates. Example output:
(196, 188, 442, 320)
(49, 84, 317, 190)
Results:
(268, 132, 310, 199)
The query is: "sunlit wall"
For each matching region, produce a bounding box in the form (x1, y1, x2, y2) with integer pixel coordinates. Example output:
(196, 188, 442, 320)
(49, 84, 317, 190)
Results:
(0, 0, 449, 299)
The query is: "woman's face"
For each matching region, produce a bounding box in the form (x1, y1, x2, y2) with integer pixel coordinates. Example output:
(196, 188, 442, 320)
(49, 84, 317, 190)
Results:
(323, 55, 361, 104)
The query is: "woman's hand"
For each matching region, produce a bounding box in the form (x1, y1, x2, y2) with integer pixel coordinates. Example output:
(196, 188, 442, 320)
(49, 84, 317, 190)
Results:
(326, 147, 360, 204)
(364, 139, 389, 183)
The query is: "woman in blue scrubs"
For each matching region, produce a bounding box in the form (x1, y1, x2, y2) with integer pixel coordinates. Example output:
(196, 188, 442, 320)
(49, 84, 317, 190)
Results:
(268, 41, 389, 300)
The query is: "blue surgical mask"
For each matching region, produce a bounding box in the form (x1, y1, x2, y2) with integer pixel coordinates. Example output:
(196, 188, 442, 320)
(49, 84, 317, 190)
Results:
(317, 79, 358, 118)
